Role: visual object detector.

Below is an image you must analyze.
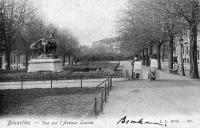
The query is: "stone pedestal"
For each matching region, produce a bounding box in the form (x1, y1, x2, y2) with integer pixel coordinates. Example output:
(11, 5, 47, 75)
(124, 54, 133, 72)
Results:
(28, 58, 62, 72)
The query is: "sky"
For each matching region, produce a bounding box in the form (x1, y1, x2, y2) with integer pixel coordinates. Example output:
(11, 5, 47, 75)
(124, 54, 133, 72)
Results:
(32, 0, 127, 46)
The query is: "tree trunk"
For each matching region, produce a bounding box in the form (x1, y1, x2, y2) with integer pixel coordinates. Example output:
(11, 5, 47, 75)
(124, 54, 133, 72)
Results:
(25, 53, 29, 70)
(149, 44, 153, 57)
(142, 50, 145, 65)
(157, 43, 162, 70)
(62, 55, 66, 66)
(145, 48, 149, 66)
(180, 44, 185, 76)
(162, 43, 165, 61)
(68, 55, 71, 65)
(6, 50, 11, 70)
(138, 51, 141, 60)
(189, 23, 199, 79)
(168, 35, 174, 71)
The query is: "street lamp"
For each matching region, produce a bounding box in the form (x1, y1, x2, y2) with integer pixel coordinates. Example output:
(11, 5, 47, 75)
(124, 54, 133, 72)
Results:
(179, 36, 185, 76)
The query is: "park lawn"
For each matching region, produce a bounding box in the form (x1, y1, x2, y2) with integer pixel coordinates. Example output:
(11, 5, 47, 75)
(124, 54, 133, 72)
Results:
(0, 87, 100, 118)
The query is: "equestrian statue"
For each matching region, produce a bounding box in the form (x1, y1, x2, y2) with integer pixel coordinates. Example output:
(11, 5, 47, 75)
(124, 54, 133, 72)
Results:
(30, 34, 57, 58)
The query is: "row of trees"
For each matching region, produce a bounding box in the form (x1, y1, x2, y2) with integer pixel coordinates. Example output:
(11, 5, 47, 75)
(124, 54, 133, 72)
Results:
(0, 0, 80, 70)
(117, 0, 200, 79)
(79, 45, 124, 61)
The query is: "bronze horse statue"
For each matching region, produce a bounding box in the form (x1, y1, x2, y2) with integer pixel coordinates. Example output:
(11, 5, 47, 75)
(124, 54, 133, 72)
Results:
(30, 36, 57, 56)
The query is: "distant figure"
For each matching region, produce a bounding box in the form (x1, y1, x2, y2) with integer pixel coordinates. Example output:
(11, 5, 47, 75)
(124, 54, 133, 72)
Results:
(134, 56, 138, 61)
(149, 57, 158, 74)
(131, 59, 135, 69)
(126, 58, 134, 79)
(174, 62, 179, 70)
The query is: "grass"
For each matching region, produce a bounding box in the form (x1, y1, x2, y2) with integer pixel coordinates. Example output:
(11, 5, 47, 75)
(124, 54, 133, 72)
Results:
(0, 87, 101, 118)
(64, 61, 120, 71)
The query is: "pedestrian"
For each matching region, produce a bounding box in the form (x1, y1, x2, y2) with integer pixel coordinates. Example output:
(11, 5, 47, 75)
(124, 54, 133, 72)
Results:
(131, 58, 135, 79)
(126, 58, 134, 80)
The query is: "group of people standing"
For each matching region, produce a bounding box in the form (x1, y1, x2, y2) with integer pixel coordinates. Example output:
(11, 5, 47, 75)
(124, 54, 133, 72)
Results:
(128, 56, 158, 80)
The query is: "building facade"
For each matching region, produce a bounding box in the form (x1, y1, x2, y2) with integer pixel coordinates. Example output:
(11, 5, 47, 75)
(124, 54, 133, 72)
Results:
(91, 37, 121, 54)
(175, 30, 200, 65)
(0, 50, 26, 70)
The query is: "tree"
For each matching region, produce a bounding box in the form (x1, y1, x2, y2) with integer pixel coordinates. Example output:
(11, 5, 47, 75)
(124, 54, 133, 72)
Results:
(116, 0, 168, 69)
(148, 0, 188, 71)
(116, 0, 150, 63)
(56, 28, 80, 65)
(117, 0, 189, 73)
(0, 0, 36, 70)
(18, 17, 48, 69)
(172, 0, 200, 78)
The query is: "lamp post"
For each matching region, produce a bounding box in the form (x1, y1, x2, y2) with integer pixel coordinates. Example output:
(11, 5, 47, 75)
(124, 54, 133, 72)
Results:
(179, 37, 185, 76)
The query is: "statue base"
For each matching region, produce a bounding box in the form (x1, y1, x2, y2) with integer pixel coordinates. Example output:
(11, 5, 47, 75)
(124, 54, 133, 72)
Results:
(28, 57, 62, 72)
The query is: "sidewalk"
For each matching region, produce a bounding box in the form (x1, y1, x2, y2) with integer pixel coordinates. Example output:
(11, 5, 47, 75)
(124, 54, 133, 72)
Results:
(120, 60, 190, 80)
(96, 80, 200, 128)
(143, 66, 190, 80)
(161, 61, 200, 77)
(95, 61, 200, 128)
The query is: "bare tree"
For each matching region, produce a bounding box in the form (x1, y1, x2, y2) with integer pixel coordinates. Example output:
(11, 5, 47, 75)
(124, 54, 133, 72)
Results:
(18, 16, 47, 70)
(117, 0, 189, 73)
(56, 28, 80, 65)
(172, 0, 200, 78)
(0, 0, 36, 70)
(116, 0, 168, 68)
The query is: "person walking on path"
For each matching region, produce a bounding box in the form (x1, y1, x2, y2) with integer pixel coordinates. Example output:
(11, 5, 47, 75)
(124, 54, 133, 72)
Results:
(126, 59, 134, 80)
(131, 59, 135, 78)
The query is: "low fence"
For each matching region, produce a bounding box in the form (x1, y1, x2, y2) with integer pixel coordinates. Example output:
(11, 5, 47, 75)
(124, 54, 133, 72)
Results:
(0, 72, 72, 82)
(0, 73, 116, 89)
(85, 76, 112, 117)
(0, 73, 114, 118)
(0, 70, 125, 82)
(0, 69, 27, 74)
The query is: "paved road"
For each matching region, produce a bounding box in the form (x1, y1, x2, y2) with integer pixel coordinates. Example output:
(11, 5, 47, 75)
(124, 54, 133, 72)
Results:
(96, 61, 200, 128)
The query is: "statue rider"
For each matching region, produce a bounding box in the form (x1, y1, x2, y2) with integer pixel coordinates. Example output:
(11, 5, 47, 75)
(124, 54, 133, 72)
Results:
(30, 34, 57, 57)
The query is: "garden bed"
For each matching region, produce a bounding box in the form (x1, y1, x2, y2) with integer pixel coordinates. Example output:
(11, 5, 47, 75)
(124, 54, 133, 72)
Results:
(72, 70, 124, 78)
(0, 61, 124, 82)
(0, 70, 73, 82)
(0, 87, 102, 118)
(63, 61, 120, 71)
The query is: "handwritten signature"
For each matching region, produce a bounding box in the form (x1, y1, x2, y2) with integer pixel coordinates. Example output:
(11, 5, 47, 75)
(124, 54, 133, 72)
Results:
(117, 116, 167, 127)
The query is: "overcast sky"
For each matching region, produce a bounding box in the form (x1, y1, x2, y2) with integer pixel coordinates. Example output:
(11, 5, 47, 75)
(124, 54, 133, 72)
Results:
(32, 0, 127, 46)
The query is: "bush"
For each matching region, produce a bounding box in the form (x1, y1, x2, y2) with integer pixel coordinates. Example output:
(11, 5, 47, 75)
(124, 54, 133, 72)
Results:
(63, 61, 120, 71)
(0, 70, 72, 82)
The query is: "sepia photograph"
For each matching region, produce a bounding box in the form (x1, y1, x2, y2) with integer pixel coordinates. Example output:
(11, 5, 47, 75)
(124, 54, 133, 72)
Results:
(0, 0, 200, 128)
